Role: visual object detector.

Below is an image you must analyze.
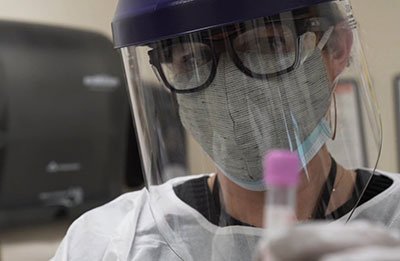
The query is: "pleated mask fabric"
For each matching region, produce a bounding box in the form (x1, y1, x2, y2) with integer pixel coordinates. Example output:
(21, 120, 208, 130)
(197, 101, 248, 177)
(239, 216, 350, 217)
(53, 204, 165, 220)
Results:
(176, 50, 332, 191)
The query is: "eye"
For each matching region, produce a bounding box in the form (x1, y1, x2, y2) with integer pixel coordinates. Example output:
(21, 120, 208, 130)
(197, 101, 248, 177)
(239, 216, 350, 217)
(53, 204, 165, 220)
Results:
(181, 53, 196, 65)
(233, 24, 296, 56)
(269, 36, 286, 52)
(178, 45, 212, 67)
(162, 43, 212, 73)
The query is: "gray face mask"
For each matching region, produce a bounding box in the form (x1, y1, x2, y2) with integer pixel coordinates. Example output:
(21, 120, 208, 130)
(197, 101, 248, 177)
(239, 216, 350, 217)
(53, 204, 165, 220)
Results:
(176, 49, 332, 191)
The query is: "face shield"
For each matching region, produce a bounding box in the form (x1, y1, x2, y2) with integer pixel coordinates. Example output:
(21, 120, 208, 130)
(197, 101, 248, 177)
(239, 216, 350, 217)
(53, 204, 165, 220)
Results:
(114, 0, 381, 259)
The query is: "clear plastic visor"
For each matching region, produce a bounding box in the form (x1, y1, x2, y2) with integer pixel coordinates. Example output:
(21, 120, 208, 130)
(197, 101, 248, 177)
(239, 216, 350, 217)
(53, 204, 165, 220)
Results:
(121, 1, 381, 259)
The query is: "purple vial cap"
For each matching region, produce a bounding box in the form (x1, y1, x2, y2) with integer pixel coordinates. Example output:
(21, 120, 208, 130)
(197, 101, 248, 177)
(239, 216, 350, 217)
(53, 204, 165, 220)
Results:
(263, 150, 300, 187)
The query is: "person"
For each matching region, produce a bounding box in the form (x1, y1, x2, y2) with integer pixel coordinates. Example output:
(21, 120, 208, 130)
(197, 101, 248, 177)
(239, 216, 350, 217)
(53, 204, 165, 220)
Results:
(52, 0, 400, 260)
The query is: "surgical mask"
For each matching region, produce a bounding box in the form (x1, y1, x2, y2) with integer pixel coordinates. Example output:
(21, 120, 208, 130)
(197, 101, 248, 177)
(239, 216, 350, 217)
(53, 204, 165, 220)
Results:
(176, 47, 333, 191)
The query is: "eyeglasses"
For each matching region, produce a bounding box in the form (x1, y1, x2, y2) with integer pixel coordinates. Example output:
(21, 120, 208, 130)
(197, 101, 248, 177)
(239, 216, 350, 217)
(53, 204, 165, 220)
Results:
(148, 17, 334, 93)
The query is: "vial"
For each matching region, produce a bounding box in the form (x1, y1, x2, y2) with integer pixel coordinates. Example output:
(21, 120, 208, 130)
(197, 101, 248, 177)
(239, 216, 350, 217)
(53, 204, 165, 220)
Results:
(255, 150, 300, 261)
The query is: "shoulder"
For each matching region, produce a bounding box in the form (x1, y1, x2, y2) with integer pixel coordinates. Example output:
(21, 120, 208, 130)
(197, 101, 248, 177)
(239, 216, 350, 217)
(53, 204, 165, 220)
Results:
(52, 189, 150, 260)
(352, 170, 400, 229)
(72, 188, 150, 234)
(51, 175, 212, 260)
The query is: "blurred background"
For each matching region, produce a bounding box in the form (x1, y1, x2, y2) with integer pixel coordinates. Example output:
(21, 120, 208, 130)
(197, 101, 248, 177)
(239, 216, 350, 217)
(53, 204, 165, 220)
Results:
(0, 0, 399, 260)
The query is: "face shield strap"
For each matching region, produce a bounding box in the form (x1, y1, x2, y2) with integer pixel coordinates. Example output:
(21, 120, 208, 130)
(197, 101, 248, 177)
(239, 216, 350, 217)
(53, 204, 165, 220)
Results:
(313, 156, 337, 219)
(314, 157, 377, 220)
(215, 156, 343, 222)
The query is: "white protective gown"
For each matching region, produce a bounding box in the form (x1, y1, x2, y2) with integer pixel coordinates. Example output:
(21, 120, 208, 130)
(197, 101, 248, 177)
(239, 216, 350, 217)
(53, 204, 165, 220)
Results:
(51, 171, 400, 261)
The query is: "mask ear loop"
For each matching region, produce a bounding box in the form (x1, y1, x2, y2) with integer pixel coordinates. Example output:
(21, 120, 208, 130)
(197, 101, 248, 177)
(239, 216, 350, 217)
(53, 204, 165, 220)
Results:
(331, 93, 337, 141)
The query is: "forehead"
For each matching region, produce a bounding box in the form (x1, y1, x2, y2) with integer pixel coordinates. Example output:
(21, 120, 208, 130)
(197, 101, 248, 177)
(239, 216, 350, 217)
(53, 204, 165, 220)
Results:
(147, 8, 332, 48)
(147, 3, 343, 49)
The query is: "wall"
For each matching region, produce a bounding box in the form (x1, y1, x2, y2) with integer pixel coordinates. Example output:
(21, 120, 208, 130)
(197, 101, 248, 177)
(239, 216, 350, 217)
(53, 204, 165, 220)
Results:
(0, 0, 118, 38)
(351, 0, 400, 172)
(0, 1, 119, 260)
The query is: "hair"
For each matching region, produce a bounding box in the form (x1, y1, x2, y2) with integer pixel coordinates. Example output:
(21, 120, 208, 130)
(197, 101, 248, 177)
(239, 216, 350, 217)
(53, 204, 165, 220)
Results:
(294, 2, 346, 25)
(296, 2, 349, 54)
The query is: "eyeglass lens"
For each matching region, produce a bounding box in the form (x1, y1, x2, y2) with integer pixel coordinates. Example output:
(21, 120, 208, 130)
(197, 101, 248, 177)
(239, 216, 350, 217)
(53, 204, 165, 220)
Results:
(156, 22, 298, 91)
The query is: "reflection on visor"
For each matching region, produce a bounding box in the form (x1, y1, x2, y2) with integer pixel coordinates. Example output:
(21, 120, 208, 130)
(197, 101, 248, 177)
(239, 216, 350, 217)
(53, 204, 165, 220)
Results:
(148, 17, 334, 93)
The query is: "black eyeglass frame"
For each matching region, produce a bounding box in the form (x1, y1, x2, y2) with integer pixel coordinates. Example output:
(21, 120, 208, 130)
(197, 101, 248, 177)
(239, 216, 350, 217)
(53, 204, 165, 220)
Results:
(148, 16, 334, 94)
